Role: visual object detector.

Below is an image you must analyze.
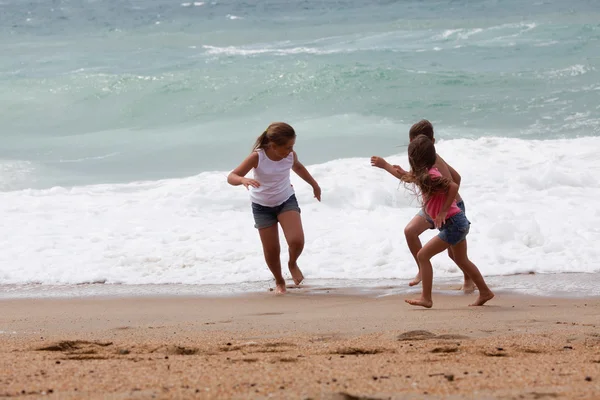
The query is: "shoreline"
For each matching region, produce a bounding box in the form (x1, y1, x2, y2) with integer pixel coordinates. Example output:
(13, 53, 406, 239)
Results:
(1, 292, 599, 399)
(1, 272, 599, 301)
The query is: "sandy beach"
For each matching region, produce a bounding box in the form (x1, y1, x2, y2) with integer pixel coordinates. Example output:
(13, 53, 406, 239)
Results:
(1, 289, 599, 399)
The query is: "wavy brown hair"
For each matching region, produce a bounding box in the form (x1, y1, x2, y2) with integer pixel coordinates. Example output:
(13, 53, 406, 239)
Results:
(401, 135, 451, 201)
(253, 122, 296, 150)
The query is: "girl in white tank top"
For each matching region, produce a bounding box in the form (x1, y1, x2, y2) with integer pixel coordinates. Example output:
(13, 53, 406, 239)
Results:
(249, 148, 295, 207)
(227, 122, 321, 295)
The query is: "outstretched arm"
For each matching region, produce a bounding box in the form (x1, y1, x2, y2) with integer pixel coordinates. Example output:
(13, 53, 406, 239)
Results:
(227, 152, 260, 189)
(292, 152, 321, 201)
(371, 156, 408, 180)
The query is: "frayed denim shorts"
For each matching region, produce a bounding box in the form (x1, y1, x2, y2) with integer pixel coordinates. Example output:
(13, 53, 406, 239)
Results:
(437, 210, 470, 246)
(251, 194, 301, 229)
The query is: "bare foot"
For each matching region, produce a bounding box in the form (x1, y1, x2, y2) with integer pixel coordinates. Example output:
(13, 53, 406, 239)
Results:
(288, 263, 304, 285)
(408, 273, 422, 287)
(469, 291, 494, 306)
(461, 279, 476, 294)
(405, 298, 433, 308)
(275, 281, 287, 295)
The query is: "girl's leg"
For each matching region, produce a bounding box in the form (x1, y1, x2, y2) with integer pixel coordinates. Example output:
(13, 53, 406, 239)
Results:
(277, 211, 305, 285)
(258, 224, 286, 294)
(448, 245, 476, 293)
(406, 236, 451, 308)
(450, 240, 495, 306)
(404, 215, 431, 286)
(406, 215, 474, 292)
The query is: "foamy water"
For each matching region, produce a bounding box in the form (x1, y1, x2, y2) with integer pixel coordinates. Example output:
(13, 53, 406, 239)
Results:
(1, 137, 599, 291)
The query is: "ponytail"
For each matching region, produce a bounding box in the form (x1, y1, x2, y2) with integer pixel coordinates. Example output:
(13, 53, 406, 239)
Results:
(251, 122, 296, 151)
(253, 130, 269, 151)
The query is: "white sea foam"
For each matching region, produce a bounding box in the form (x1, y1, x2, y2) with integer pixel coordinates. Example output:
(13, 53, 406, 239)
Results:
(201, 21, 540, 58)
(543, 64, 593, 78)
(202, 44, 334, 56)
(1, 137, 599, 289)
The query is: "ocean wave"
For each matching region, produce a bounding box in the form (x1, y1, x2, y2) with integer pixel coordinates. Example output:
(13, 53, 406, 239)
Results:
(542, 64, 594, 78)
(202, 44, 333, 56)
(201, 21, 543, 58)
(1, 137, 599, 286)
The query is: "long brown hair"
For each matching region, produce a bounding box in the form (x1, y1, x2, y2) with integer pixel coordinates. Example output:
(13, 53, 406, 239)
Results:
(401, 135, 451, 200)
(253, 122, 296, 151)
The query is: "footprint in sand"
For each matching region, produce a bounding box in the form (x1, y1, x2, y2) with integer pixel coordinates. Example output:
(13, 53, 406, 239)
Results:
(397, 330, 437, 341)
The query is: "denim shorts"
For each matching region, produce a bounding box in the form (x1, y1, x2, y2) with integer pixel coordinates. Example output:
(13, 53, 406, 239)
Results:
(417, 200, 466, 229)
(437, 210, 471, 246)
(251, 194, 301, 229)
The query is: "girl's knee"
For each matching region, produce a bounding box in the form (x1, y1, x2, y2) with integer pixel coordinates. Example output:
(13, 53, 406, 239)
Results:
(453, 255, 470, 267)
(404, 225, 417, 239)
(416, 249, 431, 263)
(288, 237, 304, 251)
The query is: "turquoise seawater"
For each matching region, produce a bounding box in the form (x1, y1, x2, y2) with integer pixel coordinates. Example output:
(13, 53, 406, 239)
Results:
(1, 0, 599, 189)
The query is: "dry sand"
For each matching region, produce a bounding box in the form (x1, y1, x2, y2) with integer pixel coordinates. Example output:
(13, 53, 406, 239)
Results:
(1, 289, 599, 399)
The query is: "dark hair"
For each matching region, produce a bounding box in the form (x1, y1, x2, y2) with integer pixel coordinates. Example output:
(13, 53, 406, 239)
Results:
(253, 122, 296, 150)
(401, 135, 451, 200)
(409, 119, 434, 141)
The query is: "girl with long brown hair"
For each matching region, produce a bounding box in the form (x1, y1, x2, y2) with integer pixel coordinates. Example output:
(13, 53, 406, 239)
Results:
(399, 135, 494, 308)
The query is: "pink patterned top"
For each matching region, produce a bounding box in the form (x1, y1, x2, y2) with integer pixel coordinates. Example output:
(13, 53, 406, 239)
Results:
(424, 167, 461, 221)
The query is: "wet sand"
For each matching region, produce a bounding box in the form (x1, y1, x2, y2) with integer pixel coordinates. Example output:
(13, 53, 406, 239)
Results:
(1, 290, 599, 399)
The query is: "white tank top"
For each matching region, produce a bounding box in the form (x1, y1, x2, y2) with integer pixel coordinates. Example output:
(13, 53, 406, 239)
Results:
(249, 149, 295, 207)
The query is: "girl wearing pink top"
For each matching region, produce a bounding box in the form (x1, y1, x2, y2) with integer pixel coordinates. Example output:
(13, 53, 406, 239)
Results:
(400, 135, 494, 308)
(227, 122, 321, 295)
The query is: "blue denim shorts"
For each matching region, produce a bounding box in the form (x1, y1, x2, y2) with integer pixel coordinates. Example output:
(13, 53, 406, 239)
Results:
(251, 194, 301, 229)
(438, 211, 471, 246)
(417, 200, 466, 229)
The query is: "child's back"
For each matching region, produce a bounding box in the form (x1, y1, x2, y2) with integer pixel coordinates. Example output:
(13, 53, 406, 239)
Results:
(433, 154, 462, 204)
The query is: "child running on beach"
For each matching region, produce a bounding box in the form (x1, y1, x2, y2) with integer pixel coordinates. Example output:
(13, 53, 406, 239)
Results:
(392, 135, 494, 308)
(371, 120, 475, 293)
(227, 122, 321, 295)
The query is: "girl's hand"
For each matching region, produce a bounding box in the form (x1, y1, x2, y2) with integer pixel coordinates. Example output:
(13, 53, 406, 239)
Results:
(370, 156, 388, 169)
(312, 184, 322, 202)
(434, 211, 447, 229)
(241, 178, 260, 189)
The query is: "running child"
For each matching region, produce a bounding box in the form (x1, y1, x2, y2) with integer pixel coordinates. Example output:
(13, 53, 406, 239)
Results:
(371, 120, 475, 293)
(395, 135, 494, 308)
(227, 122, 321, 295)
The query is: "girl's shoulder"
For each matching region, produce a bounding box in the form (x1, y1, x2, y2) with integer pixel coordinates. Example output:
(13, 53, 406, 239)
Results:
(246, 150, 260, 167)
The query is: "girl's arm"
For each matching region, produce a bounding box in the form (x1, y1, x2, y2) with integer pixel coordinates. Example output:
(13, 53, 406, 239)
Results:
(227, 152, 260, 189)
(371, 156, 408, 180)
(436, 155, 461, 187)
(434, 181, 459, 228)
(292, 152, 321, 201)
